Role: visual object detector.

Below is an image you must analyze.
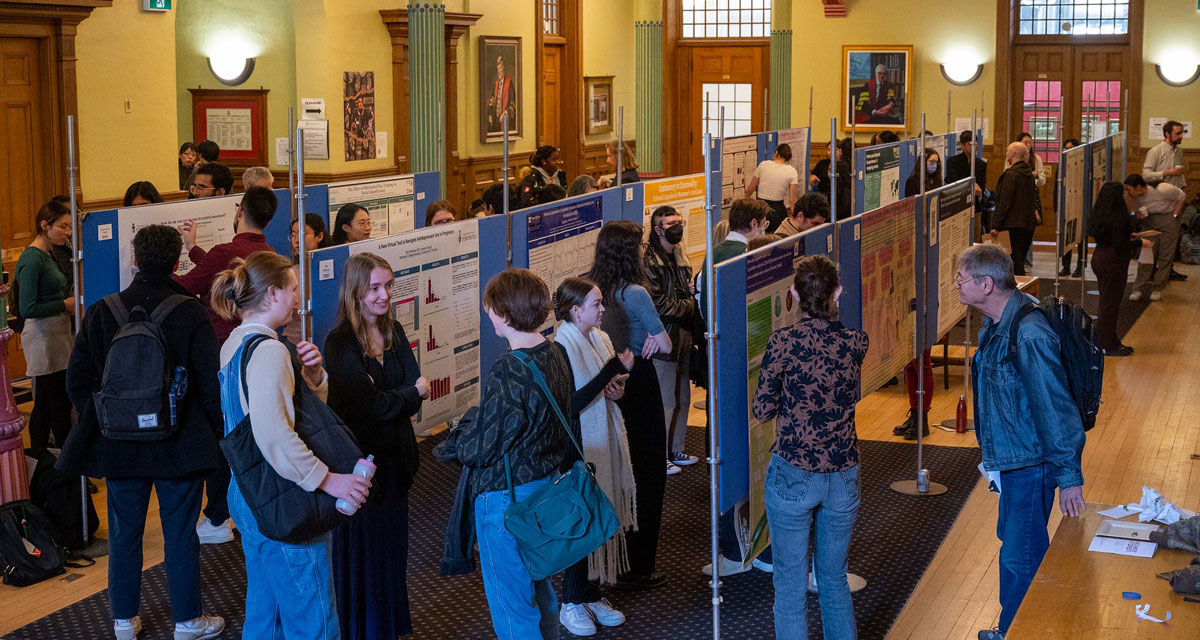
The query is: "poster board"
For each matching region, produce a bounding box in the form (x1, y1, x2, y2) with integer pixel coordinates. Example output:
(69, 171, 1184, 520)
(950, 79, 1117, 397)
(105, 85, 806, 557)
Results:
(641, 174, 708, 270)
(1111, 131, 1126, 181)
(772, 127, 812, 195)
(328, 174, 416, 238)
(1090, 138, 1110, 206)
(1061, 145, 1088, 250)
(855, 142, 902, 213)
(856, 198, 917, 395)
(720, 134, 764, 218)
(931, 180, 973, 340)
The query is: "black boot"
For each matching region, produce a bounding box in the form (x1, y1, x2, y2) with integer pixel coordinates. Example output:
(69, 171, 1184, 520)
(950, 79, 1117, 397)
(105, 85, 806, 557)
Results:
(893, 409, 916, 436)
(903, 413, 930, 440)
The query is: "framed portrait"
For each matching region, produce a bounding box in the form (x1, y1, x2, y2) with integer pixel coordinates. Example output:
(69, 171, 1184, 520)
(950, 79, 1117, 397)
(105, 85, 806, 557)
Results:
(189, 88, 269, 168)
(479, 36, 521, 143)
(842, 45, 913, 132)
(584, 76, 613, 135)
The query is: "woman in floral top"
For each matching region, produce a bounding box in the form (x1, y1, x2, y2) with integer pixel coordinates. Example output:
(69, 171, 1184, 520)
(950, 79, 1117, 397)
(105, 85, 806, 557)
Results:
(751, 254, 868, 640)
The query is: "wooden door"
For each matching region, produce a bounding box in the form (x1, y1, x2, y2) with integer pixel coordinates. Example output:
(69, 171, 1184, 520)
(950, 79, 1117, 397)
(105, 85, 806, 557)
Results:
(539, 43, 563, 150)
(0, 37, 49, 380)
(1011, 45, 1071, 242)
(685, 46, 766, 173)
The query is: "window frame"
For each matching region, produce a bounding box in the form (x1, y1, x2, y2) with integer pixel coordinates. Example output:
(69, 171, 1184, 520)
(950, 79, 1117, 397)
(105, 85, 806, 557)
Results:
(1011, 0, 1131, 45)
(678, 0, 774, 42)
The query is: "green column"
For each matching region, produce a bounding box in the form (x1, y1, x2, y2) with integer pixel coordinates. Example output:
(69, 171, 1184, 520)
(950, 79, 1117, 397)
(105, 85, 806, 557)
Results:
(636, 21, 663, 176)
(408, 2, 446, 192)
(769, 29, 792, 130)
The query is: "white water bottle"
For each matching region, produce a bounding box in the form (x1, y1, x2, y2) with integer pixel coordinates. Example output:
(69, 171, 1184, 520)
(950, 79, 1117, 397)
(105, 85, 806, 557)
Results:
(336, 455, 376, 516)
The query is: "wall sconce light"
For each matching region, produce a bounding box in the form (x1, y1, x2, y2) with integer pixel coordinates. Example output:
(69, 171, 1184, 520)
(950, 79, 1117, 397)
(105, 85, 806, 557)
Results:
(207, 55, 255, 86)
(940, 62, 984, 86)
(1155, 62, 1200, 87)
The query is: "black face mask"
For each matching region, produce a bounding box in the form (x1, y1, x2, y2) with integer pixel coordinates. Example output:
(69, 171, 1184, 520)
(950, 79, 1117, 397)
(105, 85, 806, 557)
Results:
(663, 224, 685, 244)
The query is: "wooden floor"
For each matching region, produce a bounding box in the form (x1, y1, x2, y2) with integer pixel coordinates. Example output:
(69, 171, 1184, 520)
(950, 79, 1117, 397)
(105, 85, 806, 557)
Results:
(1, 255, 1197, 638)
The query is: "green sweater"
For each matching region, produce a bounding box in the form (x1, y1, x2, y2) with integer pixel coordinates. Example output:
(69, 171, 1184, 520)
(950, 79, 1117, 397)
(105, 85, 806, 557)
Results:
(15, 246, 68, 319)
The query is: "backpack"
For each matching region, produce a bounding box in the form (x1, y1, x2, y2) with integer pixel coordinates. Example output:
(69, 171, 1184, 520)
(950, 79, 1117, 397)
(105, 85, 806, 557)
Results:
(0, 500, 67, 586)
(1008, 297, 1104, 432)
(27, 448, 99, 551)
(92, 293, 193, 441)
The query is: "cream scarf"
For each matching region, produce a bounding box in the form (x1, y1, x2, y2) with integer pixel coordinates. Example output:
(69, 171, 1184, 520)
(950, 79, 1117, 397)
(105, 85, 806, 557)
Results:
(554, 320, 638, 584)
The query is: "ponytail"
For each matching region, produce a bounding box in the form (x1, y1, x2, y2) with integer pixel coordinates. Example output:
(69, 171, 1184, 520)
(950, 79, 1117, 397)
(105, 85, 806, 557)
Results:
(209, 251, 294, 320)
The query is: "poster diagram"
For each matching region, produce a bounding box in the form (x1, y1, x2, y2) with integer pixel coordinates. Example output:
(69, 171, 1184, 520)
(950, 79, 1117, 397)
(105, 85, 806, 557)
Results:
(1062, 148, 1086, 248)
(744, 241, 805, 566)
(859, 198, 916, 395)
(862, 145, 901, 211)
(721, 135, 759, 218)
(526, 196, 604, 334)
(348, 221, 482, 431)
(936, 182, 973, 337)
(328, 175, 415, 238)
(205, 108, 252, 151)
(117, 196, 241, 288)
(643, 175, 708, 270)
(776, 127, 811, 194)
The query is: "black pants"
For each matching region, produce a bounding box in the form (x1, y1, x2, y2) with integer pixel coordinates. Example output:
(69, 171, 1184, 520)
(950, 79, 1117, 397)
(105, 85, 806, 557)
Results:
(761, 199, 788, 234)
(202, 452, 230, 525)
(562, 558, 602, 604)
(616, 357, 666, 577)
(29, 370, 71, 449)
(1090, 246, 1130, 350)
(107, 477, 205, 622)
(1008, 228, 1036, 276)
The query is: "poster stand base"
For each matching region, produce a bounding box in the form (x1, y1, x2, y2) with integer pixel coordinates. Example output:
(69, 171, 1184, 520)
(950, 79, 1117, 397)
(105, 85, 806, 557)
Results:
(808, 573, 867, 593)
(694, 400, 707, 411)
(890, 480, 948, 496)
(939, 418, 973, 431)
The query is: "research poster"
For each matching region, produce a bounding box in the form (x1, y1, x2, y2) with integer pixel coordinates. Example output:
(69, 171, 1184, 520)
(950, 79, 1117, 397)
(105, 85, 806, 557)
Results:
(205, 108, 252, 151)
(859, 197, 916, 395)
(527, 196, 604, 334)
(643, 174, 708, 270)
(776, 127, 810, 194)
(936, 182, 973, 337)
(743, 241, 804, 565)
(721, 135, 759, 217)
(328, 175, 415, 238)
(862, 144, 901, 211)
(1091, 141, 1109, 205)
(116, 196, 241, 288)
(1111, 132, 1126, 178)
(348, 221, 482, 431)
(1063, 148, 1086, 247)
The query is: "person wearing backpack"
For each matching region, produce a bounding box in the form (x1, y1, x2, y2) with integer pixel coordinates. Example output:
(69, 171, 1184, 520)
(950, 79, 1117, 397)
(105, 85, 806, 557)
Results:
(59, 225, 226, 640)
(953, 245, 1086, 640)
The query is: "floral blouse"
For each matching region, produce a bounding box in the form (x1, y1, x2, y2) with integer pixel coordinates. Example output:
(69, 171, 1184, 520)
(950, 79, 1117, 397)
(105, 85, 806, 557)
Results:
(752, 317, 868, 472)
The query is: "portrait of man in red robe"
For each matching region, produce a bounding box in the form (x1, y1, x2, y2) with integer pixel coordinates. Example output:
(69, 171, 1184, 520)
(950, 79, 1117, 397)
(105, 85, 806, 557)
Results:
(487, 56, 516, 134)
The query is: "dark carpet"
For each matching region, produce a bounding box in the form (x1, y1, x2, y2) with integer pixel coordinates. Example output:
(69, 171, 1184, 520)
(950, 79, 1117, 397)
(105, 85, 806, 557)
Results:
(6, 432, 982, 640)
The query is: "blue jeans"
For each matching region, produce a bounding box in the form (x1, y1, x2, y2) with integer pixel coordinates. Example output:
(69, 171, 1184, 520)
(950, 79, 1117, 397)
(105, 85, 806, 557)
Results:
(228, 479, 340, 640)
(996, 462, 1057, 633)
(763, 455, 860, 640)
(474, 475, 559, 640)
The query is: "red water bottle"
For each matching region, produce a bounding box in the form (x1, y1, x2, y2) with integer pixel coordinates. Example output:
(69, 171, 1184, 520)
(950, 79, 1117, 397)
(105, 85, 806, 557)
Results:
(955, 396, 968, 433)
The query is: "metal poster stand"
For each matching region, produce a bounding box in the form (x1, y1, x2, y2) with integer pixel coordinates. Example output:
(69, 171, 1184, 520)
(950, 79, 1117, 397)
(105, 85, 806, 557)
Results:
(892, 114, 947, 497)
(830, 117, 838, 223)
(941, 109, 978, 432)
(67, 116, 91, 546)
(288, 107, 296, 222)
(703, 113, 722, 639)
(616, 107, 625, 187)
(295, 129, 309, 344)
(1053, 96, 1065, 300)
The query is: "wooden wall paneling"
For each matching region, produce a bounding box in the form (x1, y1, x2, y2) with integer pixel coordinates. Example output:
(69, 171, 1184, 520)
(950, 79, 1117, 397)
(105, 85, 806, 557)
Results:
(380, 9, 412, 173)
(443, 14, 477, 212)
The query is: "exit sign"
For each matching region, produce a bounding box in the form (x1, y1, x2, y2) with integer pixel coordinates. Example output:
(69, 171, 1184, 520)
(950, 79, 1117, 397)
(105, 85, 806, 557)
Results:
(142, 0, 171, 10)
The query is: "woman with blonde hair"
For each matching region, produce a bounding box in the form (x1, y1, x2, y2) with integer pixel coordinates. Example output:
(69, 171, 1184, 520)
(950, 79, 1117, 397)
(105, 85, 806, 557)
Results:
(325, 252, 428, 638)
(211, 251, 370, 639)
(600, 140, 639, 187)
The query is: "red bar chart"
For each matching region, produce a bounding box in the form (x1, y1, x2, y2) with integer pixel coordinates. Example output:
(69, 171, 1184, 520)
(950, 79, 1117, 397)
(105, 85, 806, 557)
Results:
(428, 376, 450, 401)
(425, 279, 441, 304)
(426, 325, 440, 352)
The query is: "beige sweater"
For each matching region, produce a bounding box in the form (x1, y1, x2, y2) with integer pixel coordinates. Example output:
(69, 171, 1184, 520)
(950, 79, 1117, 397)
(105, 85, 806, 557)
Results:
(220, 324, 330, 492)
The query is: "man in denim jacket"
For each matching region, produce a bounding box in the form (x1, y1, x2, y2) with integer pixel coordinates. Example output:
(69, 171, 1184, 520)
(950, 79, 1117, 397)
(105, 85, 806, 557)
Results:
(954, 245, 1086, 640)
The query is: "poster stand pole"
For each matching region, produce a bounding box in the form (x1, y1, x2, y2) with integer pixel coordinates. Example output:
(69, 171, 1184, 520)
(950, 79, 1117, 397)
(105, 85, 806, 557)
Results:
(616, 107, 625, 187)
(893, 114, 947, 497)
(807, 86, 813, 131)
(943, 108, 979, 432)
(288, 106, 296, 222)
(438, 98, 446, 195)
(66, 115, 90, 547)
(762, 88, 769, 132)
(830, 118, 839, 224)
(850, 121, 856, 215)
(1054, 96, 1064, 300)
(502, 113, 512, 265)
(947, 90, 952, 135)
(703, 109, 724, 640)
(296, 129, 310, 344)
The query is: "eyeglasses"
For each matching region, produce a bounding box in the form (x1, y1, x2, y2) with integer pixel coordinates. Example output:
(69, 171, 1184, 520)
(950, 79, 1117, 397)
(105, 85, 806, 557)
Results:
(189, 183, 215, 193)
(953, 273, 986, 287)
(352, 219, 372, 229)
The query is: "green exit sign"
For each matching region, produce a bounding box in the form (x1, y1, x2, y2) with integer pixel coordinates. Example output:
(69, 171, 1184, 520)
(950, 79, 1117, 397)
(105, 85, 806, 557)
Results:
(142, 0, 171, 11)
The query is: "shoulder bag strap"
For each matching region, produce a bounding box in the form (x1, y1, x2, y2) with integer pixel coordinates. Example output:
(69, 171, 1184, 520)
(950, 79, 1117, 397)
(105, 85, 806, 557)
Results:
(508, 349, 586, 462)
(148, 294, 193, 326)
(1005, 303, 1042, 367)
(102, 293, 130, 326)
(238, 334, 273, 406)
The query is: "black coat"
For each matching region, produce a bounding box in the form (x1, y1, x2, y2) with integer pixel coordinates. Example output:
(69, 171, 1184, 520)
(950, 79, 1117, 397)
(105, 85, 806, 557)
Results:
(59, 274, 222, 479)
(992, 161, 1040, 231)
(945, 152, 988, 192)
(324, 322, 423, 495)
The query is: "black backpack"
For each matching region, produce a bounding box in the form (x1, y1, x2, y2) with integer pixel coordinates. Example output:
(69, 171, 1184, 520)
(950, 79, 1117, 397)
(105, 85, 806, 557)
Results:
(1008, 296, 1104, 431)
(28, 448, 99, 551)
(0, 500, 67, 587)
(92, 293, 193, 441)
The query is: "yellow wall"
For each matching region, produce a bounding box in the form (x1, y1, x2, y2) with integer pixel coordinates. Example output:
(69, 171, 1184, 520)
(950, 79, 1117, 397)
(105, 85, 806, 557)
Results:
(175, 0, 296, 173)
(582, 1, 637, 147)
(1141, 1, 1200, 149)
(458, 0, 539, 159)
(76, 0, 179, 200)
(789, 0, 996, 145)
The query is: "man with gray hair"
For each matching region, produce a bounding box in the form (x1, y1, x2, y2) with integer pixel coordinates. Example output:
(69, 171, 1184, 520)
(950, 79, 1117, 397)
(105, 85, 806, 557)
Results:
(989, 142, 1040, 276)
(241, 166, 274, 190)
(954, 244, 1085, 640)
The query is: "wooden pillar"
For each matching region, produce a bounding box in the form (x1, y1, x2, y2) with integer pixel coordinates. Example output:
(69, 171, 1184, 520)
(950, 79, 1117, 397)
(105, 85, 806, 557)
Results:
(380, 10, 413, 173)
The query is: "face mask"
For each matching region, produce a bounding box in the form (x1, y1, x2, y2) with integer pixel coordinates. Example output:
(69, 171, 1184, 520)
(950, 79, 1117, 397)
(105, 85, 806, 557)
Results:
(927, 161, 938, 174)
(663, 224, 685, 245)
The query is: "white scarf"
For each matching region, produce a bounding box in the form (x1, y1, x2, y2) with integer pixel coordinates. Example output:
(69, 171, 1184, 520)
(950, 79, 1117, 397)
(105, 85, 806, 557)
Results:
(554, 320, 638, 584)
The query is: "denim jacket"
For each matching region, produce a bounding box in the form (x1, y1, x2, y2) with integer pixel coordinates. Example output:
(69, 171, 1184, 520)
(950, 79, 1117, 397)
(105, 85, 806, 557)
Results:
(971, 292, 1085, 489)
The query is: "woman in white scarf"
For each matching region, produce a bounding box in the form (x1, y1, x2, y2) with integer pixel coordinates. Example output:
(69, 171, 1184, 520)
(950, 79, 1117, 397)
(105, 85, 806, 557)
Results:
(551, 277, 639, 636)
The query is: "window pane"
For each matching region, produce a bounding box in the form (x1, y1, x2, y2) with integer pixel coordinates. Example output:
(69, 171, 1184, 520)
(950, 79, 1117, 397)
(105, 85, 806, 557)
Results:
(1017, 0, 1127, 37)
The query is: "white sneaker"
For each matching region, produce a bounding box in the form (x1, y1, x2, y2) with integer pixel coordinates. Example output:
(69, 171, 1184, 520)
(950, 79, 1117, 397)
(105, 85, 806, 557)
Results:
(114, 616, 142, 640)
(752, 558, 774, 573)
(670, 451, 700, 466)
(174, 614, 225, 640)
(195, 518, 233, 545)
(701, 555, 751, 577)
(583, 598, 626, 627)
(1129, 290, 1143, 301)
(666, 461, 681, 475)
(1149, 290, 1162, 302)
(559, 603, 597, 636)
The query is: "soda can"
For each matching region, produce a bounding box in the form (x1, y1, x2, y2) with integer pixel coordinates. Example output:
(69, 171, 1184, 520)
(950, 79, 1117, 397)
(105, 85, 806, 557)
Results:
(917, 469, 930, 493)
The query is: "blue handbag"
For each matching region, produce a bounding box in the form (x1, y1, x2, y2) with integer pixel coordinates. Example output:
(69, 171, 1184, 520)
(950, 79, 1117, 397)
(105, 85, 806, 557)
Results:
(503, 350, 619, 581)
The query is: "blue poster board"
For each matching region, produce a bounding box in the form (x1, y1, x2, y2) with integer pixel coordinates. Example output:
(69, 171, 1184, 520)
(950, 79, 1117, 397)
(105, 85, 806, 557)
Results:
(925, 179, 973, 345)
(619, 181, 646, 224)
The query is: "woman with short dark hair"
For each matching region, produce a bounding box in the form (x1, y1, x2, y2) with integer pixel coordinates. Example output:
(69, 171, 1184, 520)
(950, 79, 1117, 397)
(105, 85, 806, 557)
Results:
(332, 203, 372, 245)
(1089, 181, 1143, 357)
(517, 145, 568, 208)
(123, 181, 163, 207)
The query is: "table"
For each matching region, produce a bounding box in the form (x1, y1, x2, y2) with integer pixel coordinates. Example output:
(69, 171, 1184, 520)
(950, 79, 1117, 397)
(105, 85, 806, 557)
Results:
(1006, 503, 1200, 638)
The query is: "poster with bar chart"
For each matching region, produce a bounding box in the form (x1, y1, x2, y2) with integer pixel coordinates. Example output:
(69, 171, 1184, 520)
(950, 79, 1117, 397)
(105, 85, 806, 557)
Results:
(349, 220, 481, 430)
(859, 197, 916, 395)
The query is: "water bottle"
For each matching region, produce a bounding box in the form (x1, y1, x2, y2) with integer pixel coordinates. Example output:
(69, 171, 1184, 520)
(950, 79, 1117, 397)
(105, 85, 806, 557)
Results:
(336, 455, 376, 516)
(955, 395, 968, 434)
